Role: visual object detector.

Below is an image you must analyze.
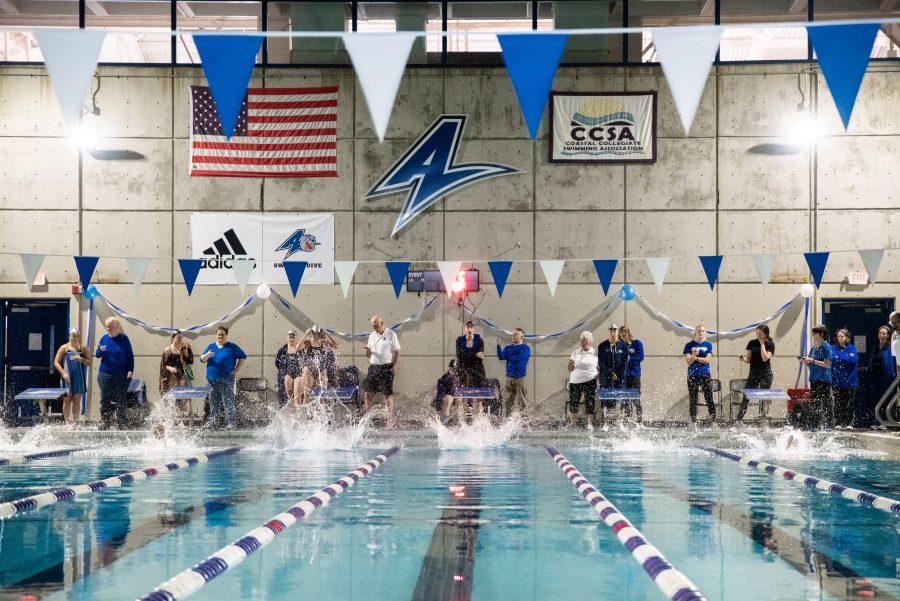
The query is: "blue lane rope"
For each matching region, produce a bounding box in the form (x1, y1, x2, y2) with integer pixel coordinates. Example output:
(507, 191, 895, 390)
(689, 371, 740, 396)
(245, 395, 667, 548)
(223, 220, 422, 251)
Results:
(0, 446, 95, 467)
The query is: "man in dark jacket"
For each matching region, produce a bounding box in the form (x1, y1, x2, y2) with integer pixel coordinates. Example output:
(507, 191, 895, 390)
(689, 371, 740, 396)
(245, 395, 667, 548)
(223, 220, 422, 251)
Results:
(597, 323, 629, 423)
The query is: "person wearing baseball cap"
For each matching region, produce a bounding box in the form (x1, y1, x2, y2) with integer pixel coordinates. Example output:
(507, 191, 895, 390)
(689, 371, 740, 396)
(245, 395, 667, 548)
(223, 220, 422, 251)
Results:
(597, 322, 629, 424)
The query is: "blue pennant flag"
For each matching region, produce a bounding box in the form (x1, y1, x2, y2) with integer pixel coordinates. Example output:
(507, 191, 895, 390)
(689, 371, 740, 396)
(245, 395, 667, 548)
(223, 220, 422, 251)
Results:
(804, 252, 829, 289)
(283, 261, 308, 297)
(73, 256, 99, 290)
(194, 34, 264, 139)
(498, 33, 568, 139)
(178, 259, 203, 296)
(592, 259, 618, 296)
(808, 23, 879, 129)
(386, 262, 410, 299)
(698, 255, 724, 290)
(488, 261, 513, 298)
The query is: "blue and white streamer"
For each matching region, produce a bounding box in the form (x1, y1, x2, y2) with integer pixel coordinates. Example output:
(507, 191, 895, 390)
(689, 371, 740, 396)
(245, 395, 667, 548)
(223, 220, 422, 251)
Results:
(794, 297, 811, 388)
(466, 293, 622, 341)
(270, 289, 439, 339)
(0, 447, 241, 519)
(141, 447, 399, 600)
(547, 447, 707, 601)
(634, 292, 800, 336)
(96, 288, 258, 336)
(0, 446, 94, 466)
(699, 446, 900, 514)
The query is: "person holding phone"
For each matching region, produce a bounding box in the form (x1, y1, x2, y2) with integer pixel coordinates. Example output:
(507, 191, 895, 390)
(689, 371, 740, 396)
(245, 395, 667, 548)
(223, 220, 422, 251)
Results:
(799, 325, 832, 429)
(53, 328, 91, 428)
(95, 317, 134, 430)
(736, 325, 775, 423)
(199, 326, 246, 430)
(684, 324, 716, 424)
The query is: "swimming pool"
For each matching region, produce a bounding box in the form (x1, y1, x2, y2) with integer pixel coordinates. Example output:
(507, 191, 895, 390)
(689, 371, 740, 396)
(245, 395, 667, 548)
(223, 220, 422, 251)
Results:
(1, 430, 898, 601)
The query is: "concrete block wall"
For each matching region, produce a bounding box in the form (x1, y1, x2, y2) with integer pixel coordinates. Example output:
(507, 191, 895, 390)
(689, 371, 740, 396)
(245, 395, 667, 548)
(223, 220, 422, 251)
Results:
(0, 62, 898, 422)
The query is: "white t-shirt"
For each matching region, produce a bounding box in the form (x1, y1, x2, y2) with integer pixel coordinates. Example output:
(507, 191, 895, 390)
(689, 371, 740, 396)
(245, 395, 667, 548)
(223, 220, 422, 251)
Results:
(367, 328, 401, 365)
(892, 330, 900, 367)
(569, 347, 599, 384)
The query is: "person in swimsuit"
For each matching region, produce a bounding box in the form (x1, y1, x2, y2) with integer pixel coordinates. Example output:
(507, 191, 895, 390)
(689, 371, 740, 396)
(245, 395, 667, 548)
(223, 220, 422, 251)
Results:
(53, 328, 92, 428)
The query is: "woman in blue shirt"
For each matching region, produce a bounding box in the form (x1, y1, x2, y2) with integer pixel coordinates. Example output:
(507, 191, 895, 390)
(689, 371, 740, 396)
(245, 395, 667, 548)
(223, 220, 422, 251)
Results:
(94, 317, 134, 430)
(830, 328, 858, 428)
(864, 325, 895, 427)
(618, 325, 644, 423)
(799, 325, 832, 430)
(199, 326, 246, 430)
(683, 324, 716, 424)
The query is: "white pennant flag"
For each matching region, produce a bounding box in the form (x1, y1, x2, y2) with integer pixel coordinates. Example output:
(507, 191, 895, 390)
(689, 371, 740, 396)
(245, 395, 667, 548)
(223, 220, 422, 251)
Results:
(652, 26, 721, 134)
(645, 257, 671, 293)
(20, 254, 44, 292)
(858, 249, 884, 284)
(343, 33, 416, 142)
(437, 261, 464, 298)
(232, 258, 255, 296)
(539, 260, 565, 297)
(125, 257, 151, 295)
(751, 254, 777, 288)
(33, 30, 106, 129)
(334, 261, 359, 299)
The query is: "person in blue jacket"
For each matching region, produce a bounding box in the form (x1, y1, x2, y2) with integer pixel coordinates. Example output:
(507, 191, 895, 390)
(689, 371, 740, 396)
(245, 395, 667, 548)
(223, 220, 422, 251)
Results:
(799, 325, 832, 430)
(199, 326, 246, 430)
(497, 328, 531, 417)
(618, 325, 644, 423)
(94, 317, 134, 430)
(863, 325, 895, 427)
(684, 324, 715, 424)
(830, 328, 858, 428)
(598, 323, 629, 421)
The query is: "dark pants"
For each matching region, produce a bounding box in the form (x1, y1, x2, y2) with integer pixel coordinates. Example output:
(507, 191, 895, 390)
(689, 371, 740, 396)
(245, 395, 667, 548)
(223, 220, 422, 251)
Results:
(208, 378, 236, 426)
(832, 387, 856, 428)
(568, 379, 597, 415)
(98, 371, 128, 427)
(688, 375, 715, 422)
(809, 380, 833, 429)
(860, 376, 892, 427)
(624, 375, 642, 422)
(736, 372, 773, 421)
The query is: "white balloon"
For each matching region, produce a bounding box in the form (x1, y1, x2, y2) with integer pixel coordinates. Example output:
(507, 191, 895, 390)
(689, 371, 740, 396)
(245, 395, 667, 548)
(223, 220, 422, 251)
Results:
(799, 283, 815, 298)
(256, 283, 271, 300)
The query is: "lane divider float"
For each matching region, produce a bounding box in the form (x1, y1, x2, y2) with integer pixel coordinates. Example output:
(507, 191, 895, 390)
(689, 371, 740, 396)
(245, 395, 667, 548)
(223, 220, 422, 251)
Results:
(698, 445, 900, 514)
(0, 447, 242, 519)
(547, 446, 707, 601)
(140, 446, 400, 601)
(0, 446, 95, 466)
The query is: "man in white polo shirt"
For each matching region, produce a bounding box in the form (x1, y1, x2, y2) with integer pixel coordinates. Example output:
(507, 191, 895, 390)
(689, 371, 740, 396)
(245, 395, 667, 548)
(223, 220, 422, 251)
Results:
(364, 314, 401, 427)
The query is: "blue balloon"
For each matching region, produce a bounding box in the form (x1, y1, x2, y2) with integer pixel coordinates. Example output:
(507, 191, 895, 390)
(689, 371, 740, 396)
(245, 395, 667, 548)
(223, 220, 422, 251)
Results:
(619, 284, 636, 301)
(83, 285, 99, 300)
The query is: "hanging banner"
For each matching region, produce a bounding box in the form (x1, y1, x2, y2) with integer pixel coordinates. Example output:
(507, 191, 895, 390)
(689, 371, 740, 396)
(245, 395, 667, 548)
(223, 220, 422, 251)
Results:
(549, 91, 657, 163)
(190, 212, 334, 285)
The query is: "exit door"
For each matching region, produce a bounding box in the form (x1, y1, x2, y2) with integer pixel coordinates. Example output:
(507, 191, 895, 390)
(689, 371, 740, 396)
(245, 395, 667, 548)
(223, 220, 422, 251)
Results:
(822, 297, 895, 408)
(1, 299, 70, 425)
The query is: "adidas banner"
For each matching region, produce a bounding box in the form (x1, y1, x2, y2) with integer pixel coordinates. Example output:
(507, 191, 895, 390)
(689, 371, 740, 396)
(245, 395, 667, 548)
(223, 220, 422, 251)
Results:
(190, 212, 334, 286)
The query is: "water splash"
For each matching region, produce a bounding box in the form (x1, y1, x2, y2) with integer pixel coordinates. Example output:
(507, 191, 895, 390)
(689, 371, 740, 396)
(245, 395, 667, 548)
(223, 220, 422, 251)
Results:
(268, 393, 375, 451)
(432, 413, 523, 449)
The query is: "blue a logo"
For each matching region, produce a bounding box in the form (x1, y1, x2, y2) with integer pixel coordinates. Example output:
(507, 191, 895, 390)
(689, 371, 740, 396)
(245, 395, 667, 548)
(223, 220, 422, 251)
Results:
(276, 228, 320, 259)
(365, 115, 521, 236)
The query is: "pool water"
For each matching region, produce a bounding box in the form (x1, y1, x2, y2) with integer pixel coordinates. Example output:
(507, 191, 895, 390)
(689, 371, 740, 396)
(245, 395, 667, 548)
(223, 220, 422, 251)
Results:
(1, 439, 898, 600)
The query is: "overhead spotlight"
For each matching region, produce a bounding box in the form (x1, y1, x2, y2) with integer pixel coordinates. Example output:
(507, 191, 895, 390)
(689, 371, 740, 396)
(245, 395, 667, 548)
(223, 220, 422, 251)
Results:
(72, 123, 101, 149)
(787, 108, 821, 146)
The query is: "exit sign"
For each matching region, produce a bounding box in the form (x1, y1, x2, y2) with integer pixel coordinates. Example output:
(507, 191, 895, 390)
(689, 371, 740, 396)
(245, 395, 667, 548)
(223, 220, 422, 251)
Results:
(848, 272, 869, 285)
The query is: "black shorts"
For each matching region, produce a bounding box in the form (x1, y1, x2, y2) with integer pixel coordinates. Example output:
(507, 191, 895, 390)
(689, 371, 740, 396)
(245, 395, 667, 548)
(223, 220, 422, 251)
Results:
(569, 380, 597, 414)
(364, 364, 394, 396)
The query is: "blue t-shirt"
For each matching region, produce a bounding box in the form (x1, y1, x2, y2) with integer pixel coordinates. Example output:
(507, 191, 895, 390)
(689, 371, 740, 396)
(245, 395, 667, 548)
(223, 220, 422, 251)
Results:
(808, 342, 832, 383)
(832, 344, 859, 388)
(95, 333, 134, 376)
(202, 341, 247, 382)
(683, 340, 713, 377)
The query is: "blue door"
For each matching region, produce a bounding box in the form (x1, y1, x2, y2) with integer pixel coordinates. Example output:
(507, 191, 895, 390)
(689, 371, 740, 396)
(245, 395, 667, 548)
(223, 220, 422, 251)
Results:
(1, 299, 70, 425)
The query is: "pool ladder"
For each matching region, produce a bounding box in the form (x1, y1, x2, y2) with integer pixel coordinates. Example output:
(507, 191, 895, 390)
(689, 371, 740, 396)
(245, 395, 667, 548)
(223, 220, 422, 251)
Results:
(874, 373, 900, 428)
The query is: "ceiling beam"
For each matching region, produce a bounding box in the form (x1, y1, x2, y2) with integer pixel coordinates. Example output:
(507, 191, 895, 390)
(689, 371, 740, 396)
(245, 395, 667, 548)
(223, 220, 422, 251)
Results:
(85, 0, 108, 16)
(882, 22, 900, 47)
(788, 0, 809, 14)
(176, 1, 195, 19)
(0, 0, 19, 15)
(880, 1, 899, 10)
(699, 0, 715, 18)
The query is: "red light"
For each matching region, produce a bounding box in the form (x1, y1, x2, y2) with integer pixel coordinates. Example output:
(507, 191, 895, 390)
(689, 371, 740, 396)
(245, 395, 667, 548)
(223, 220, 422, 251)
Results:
(448, 485, 465, 493)
(453, 574, 465, 582)
(451, 280, 466, 293)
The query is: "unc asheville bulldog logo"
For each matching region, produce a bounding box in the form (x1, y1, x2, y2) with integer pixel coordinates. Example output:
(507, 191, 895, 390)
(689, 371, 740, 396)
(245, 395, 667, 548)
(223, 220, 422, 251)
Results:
(276, 228, 321, 259)
(365, 115, 521, 236)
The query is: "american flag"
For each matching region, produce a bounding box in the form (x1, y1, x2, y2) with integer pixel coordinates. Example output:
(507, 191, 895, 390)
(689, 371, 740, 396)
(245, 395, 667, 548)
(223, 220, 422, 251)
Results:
(190, 85, 338, 178)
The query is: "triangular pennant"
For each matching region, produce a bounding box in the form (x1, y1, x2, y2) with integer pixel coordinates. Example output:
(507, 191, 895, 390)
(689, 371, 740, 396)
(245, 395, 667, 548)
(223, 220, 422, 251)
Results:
(803, 252, 829, 289)
(33, 30, 106, 129)
(539, 260, 565, 297)
(283, 261, 308, 297)
(194, 34, 264, 139)
(385, 261, 410, 299)
(652, 27, 721, 134)
(343, 33, 417, 142)
(232, 258, 255, 296)
(858, 249, 884, 284)
(334, 261, 359, 299)
(698, 255, 724, 290)
(178, 259, 203, 296)
(645, 257, 671, 293)
(73, 256, 99, 290)
(592, 259, 618, 296)
(808, 23, 880, 129)
(498, 33, 568, 139)
(20, 254, 44, 292)
(125, 257, 151, 295)
(751, 254, 777, 288)
(437, 261, 464, 298)
(488, 261, 513, 298)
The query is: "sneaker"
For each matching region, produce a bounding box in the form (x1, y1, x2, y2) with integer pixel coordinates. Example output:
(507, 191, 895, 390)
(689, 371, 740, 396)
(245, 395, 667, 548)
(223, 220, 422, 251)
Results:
(224, 423, 235, 431)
